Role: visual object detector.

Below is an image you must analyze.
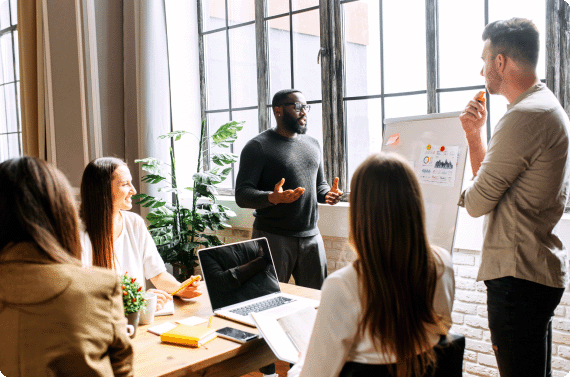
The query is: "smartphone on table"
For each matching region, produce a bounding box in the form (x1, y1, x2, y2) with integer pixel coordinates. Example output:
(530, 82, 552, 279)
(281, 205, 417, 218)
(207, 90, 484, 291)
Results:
(216, 326, 258, 343)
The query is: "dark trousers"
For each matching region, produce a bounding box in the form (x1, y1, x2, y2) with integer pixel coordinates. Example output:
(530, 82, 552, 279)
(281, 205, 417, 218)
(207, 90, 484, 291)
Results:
(252, 229, 327, 290)
(485, 276, 564, 377)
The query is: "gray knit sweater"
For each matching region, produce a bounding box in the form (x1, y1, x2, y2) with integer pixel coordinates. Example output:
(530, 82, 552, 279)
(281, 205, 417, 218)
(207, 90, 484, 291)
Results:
(235, 129, 330, 237)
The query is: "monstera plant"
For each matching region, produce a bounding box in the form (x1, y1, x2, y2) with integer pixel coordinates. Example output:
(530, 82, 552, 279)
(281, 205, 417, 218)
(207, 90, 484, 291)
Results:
(133, 120, 244, 280)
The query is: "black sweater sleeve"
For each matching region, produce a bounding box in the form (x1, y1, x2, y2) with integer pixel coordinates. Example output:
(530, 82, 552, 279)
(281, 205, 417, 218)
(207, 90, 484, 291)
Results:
(235, 139, 274, 209)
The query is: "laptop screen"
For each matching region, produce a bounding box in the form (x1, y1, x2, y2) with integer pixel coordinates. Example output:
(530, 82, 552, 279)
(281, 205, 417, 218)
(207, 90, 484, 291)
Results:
(198, 238, 281, 311)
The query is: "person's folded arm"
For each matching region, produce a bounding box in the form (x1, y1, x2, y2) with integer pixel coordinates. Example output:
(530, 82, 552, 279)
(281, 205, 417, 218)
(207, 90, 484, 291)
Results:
(461, 113, 539, 218)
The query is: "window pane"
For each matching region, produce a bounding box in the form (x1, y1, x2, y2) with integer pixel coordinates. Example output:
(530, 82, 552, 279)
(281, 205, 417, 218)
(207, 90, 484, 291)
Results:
(292, 9, 321, 100)
(0, 134, 7, 161)
(229, 25, 257, 108)
(207, 111, 231, 187)
(489, 0, 546, 80)
(0, 0, 9, 29)
(0, 86, 6, 134)
(268, 16, 292, 98)
(292, 0, 318, 12)
(227, 0, 254, 26)
(229, 108, 259, 188)
(343, 0, 380, 98)
(267, 0, 288, 18)
(269, 101, 323, 150)
(7, 130, 18, 158)
(10, 0, 15, 26)
(202, 0, 227, 32)
(383, 0, 426, 93)
(439, 90, 479, 113)
(1, 33, 13, 84)
(16, 81, 19, 129)
(488, 94, 509, 134)
(5, 83, 17, 132)
(345, 98, 383, 189)
(439, 0, 485, 89)
(384, 93, 427, 119)
(14, 29, 18, 81)
(205, 31, 229, 110)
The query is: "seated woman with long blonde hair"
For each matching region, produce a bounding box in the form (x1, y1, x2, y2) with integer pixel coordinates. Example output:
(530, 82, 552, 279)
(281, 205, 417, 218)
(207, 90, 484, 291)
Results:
(288, 153, 455, 377)
(0, 157, 133, 376)
(80, 157, 201, 311)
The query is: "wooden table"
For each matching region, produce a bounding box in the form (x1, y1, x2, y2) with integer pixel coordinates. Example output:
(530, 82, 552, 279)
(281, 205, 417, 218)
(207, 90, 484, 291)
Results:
(132, 282, 321, 377)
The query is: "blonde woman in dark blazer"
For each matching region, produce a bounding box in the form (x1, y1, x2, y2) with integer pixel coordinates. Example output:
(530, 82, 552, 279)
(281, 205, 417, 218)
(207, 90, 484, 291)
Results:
(0, 157, 133, 377)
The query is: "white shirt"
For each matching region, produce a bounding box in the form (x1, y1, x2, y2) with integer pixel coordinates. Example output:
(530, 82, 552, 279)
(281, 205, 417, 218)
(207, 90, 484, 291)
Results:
(81, 211, 167, 290)
(288, 246, 455, 377)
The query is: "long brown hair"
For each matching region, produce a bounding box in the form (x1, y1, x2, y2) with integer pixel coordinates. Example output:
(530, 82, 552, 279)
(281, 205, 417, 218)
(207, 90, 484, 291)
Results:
(0, 157, 81, 263)
(349, 153, 441, 377)
(80, 157, 127, 269)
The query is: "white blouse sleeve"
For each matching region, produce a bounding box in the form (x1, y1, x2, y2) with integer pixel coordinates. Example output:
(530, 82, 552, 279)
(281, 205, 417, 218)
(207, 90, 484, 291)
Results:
(288, 269, 360, 377)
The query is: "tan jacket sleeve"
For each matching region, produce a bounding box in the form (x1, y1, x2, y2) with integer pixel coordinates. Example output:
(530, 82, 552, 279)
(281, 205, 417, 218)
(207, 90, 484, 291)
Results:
(108, 275, 135, 377)
(461, 110, 542, 218)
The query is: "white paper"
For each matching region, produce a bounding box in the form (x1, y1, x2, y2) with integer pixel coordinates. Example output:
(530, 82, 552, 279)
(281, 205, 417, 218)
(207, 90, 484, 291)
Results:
(155, 300, 175, 316)
(418, 146, 459, 187)
(176, 316, 208, 326)
(147, 322, 177, 335)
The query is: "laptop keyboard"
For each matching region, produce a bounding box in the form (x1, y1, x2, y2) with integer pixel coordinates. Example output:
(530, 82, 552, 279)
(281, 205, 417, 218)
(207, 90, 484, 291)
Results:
(230, 296, 295, 316)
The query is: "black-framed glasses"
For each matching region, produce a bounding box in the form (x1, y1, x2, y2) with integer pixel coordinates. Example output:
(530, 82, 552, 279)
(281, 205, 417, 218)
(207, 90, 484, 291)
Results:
(279, 102, 311, 113)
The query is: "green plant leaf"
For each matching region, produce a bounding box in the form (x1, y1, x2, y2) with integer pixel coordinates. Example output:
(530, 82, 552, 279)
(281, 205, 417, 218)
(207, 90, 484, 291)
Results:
(147, 207, 175, 227)
(192, 171, 223, 185)
(158, 130, 194, 141)
(212, 152, 238, 166)
(135, 157, 165, 175)
(141, 174, 167, 184)
(211, 121, 244, 147)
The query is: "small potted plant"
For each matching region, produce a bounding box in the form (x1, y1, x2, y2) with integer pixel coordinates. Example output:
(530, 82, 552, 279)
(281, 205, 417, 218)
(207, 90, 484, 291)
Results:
(121, 273, 147, 337)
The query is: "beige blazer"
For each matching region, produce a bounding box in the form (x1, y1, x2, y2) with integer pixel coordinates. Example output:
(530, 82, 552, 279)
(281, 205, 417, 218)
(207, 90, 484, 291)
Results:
(0, 242, 133, 376)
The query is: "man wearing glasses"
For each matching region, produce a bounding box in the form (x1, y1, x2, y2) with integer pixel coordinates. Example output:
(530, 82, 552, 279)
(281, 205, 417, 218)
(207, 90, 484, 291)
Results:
(235, 89, 342, 291)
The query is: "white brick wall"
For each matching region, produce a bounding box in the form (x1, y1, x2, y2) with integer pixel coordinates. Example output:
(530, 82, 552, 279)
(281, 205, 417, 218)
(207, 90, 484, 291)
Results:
(215, 228, 570, 376)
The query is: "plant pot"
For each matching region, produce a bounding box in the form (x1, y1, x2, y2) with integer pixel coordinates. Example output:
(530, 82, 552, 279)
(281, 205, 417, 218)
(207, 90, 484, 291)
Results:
(126, 311, 140, 338)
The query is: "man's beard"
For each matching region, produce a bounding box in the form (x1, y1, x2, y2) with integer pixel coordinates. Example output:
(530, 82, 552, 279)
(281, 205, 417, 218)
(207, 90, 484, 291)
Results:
(283, 111, 307, 135)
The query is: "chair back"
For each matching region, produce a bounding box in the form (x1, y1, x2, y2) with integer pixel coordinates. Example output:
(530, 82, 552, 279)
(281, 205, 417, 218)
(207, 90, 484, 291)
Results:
(339, 333, 465, 377)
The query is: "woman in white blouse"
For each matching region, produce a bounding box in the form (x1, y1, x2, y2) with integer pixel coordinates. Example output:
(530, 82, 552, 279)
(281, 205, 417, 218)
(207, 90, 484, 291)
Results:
(80, 157, 201, 310)
(288, 153, 455, 377)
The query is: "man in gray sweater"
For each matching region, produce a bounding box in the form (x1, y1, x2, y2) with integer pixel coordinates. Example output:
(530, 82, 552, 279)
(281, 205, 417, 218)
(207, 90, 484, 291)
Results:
(235, 89, 342, 290)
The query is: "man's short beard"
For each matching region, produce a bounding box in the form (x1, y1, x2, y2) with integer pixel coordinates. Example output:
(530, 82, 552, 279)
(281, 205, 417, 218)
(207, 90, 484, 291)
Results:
(283, 112, 307, 135)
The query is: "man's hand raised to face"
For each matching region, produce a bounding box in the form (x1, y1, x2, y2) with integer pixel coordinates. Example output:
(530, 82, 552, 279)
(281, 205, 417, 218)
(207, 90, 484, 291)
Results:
(325, 177, 343, 205)
(268, 178, 305, 204)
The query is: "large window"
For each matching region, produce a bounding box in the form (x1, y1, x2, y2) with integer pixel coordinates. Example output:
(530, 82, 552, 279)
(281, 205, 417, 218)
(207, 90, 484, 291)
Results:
(197, 0, 556, 194)
(0, 0, 20, 163)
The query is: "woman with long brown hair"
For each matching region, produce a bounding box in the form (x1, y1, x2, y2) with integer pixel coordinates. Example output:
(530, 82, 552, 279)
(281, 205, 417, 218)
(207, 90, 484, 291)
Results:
(0, 157, 133, 376)
(288, 153, 455, 377)
(80, 157, 200, 310)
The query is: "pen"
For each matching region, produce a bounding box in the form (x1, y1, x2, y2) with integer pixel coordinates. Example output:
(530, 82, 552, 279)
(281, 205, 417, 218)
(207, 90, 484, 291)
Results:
(208, 315, 213, 328)
(170, 275, 201, 296)
(477, 91, 486, 103)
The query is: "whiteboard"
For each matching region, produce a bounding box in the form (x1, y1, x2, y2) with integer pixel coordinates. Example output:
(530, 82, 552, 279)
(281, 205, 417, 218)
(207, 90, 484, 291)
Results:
(382, 111, 467, 253)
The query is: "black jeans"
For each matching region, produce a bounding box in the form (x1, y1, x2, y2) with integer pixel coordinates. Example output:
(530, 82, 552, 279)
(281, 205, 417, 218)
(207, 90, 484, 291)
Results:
(485, 276, 564, 377)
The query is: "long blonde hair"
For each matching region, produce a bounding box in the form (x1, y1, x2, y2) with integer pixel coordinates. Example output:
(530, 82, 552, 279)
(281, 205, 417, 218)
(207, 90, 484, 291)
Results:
(349, 153, 441, 377)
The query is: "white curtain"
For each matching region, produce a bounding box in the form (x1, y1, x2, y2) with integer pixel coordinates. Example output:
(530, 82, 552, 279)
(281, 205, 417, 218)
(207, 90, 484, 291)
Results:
(124, 0, 172, 218)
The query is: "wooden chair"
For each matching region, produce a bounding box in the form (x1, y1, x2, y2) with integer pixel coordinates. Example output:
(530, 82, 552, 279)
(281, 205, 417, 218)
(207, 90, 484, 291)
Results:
(338, 333, 465, 377)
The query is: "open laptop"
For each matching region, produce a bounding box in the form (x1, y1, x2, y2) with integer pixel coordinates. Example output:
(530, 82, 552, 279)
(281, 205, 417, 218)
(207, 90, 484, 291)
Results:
(197, 237, 319, 327)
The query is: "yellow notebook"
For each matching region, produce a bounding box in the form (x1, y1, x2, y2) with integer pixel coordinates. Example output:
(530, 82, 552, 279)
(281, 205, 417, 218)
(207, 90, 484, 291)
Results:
(160, 324, 217, 347)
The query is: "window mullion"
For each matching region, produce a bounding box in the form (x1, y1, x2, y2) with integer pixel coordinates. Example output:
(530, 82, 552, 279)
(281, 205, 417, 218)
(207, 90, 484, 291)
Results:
(426, 0, 439, 113)
(197, 0, 210, 171)
(320, 0, 345, 186)
(255, 0, 270, 132)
